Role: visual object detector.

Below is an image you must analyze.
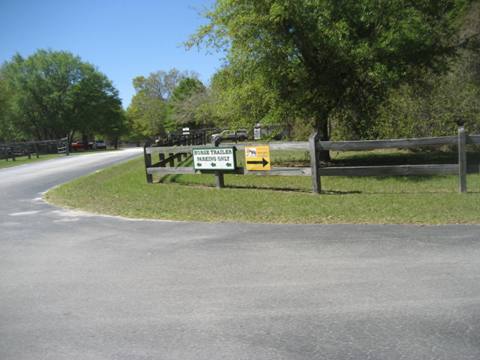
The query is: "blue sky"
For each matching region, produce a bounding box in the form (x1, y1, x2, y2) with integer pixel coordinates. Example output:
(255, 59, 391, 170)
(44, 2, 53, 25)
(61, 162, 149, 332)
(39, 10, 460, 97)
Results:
(0, 0, 223, 106)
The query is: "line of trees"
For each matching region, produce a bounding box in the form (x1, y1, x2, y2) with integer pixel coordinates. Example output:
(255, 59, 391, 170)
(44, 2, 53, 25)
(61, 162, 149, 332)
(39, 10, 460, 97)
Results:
(125, 69, 216, 142)
(127, 0, 479, 155)
(187, 0, 479, 147)
(1, 1, 478, 148)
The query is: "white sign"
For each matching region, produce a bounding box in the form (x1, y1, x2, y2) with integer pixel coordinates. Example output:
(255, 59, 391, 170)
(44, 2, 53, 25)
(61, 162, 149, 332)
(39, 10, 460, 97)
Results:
(193, 147, 236, 171)
(254, 127, 261, 140)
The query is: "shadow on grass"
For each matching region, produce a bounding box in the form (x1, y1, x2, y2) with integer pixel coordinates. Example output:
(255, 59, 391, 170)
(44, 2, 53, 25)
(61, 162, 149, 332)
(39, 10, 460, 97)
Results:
(222, 184, 313, 193)
(370, 175, 441, 182)
(154, 178, 480, 195)
(156, 179, 363, 194)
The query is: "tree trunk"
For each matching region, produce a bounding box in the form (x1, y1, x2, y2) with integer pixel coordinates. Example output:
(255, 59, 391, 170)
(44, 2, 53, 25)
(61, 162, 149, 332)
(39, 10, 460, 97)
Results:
(316, 118, 331, 162)
(82, 133, 89, 150)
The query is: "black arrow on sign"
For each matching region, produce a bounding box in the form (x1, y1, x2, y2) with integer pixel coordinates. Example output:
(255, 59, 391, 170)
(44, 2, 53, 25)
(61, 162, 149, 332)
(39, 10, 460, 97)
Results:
(247, 158, 269, 167)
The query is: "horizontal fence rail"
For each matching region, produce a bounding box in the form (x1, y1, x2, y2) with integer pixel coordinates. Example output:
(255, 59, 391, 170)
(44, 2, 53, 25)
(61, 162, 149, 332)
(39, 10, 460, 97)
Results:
(144, 127, 479, 193)
(469, 135, 480, 144)
(317, 136, 457, 151)
(145, 141, 309, 155)
(317, 135, 480, 151)
(317, 164, 459, 177)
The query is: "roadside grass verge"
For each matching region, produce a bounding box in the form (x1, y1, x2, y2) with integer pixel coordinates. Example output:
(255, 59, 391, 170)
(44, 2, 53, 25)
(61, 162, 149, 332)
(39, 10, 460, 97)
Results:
(46, 149, 480, 224)
(0, 149, 117, 169)
(0, 154, 67, 169)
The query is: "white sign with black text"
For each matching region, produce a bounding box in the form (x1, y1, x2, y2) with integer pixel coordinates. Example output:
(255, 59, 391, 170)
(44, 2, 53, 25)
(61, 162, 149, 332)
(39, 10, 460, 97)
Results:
(192, 147, 236, 171)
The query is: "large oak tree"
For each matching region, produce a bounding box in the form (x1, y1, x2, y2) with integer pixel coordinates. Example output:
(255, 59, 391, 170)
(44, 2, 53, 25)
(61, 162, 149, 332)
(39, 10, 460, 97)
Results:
(1, 50, 124, 143)
(191, 0, 469, 157)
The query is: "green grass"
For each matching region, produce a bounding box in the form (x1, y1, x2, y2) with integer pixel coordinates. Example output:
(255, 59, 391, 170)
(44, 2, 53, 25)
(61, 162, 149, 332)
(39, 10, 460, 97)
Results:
(0, 153, 67, 169)
(46, 149, 480, 224)
(0, 149, 116, 169)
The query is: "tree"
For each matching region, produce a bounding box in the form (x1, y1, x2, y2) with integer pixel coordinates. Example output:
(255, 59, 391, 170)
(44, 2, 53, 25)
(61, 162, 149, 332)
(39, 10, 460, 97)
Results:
(209, 67, 292, 132)
(169, 77, 214, 128)
(126, 91, 168, 138)
(127, 69, 198, 138)
(374, 1, 480, 138)
(132, 69, 199, 100)
(1, 50, 124, 143)
(0, 73, 17, 141)
(190, 0, 469, 157)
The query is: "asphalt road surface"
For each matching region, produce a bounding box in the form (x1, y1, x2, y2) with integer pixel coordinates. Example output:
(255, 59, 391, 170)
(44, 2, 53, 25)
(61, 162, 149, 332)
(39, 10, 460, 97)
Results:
(1, 149, 480, 360)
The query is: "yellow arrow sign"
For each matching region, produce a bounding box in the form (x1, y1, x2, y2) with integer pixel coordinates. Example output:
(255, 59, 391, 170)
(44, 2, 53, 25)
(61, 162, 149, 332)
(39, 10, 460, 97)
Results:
(245, 145, 271, 171)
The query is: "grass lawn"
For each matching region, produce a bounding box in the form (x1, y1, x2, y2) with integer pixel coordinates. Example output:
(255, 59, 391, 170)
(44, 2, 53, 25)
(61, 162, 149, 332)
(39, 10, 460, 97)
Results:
(0, 149, 115, 169)
(0, 153, 68, 169)
(46, 149, 480, 224)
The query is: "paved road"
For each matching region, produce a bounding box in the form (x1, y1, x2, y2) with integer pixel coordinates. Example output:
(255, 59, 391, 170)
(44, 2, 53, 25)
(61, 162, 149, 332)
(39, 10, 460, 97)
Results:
(1, 150, 480, 360)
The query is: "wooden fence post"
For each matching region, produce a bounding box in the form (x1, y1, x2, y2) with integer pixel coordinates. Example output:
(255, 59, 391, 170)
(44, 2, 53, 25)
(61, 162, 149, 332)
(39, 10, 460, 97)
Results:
(143, 145, 153, 183)
(34, 143, 40, 158)
(65, 139, 70, 156)
(309, 132, 321, 194)
(458, 126, 467, 193)
(215, 171, 225, 189)
(212, 138, 225, 189)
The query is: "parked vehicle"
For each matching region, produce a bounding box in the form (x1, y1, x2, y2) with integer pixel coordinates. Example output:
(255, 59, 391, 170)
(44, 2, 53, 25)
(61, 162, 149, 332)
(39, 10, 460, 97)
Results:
(92, 140, 107, 150)
(72, 139, 107, 151)
(71, 141, 86, 151)
(211, 129, 248, 144)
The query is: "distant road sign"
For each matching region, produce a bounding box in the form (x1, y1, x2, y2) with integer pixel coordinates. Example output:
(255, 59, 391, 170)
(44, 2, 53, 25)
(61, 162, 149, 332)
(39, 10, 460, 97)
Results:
(193, 147, 236, 171)
(245, 145, 271, 171)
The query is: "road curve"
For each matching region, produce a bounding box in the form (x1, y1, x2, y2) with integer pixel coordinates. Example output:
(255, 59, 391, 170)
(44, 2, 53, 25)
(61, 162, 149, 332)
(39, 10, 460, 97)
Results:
(1, 149, 480, 360)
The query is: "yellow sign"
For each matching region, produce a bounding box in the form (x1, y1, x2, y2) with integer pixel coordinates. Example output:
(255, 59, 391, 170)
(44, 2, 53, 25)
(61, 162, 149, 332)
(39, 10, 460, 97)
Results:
(245, 145, 271, 171)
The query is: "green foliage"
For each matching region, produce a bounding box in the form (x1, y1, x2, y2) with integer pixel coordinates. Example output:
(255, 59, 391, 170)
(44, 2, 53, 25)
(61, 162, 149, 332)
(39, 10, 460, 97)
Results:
(209, 67, 290, 131)
(171, 77, 206, 103)
(168, 77, 215, 128)
(126, 69, 197, 138)
(126, 91, 168, 138)
(0, 74, 20, 141)
(375, 73, 480, 139)
(374, 2, 480, 139)
(1, 50, 124, 142)
(190, 0, 469, 139)
(132, 69, 195, 100)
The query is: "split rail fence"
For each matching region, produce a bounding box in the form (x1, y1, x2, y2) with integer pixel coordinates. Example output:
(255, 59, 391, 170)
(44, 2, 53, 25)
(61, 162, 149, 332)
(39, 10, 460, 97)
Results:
(144, 126, 480, 193)
(1, 138, 69, 161)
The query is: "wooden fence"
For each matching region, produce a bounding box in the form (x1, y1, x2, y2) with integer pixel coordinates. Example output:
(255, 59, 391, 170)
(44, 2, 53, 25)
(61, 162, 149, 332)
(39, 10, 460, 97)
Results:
(144, 126, 480, 193)
(150, 129, 209, 147)
(1, 138, 69, 161)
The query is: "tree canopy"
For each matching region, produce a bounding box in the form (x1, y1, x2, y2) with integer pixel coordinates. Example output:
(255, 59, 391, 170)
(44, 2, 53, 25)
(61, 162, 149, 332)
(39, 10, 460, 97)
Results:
(126, 69, 208, 138)
(190, 0, 470, 141)
(0, 49, 124, 142)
